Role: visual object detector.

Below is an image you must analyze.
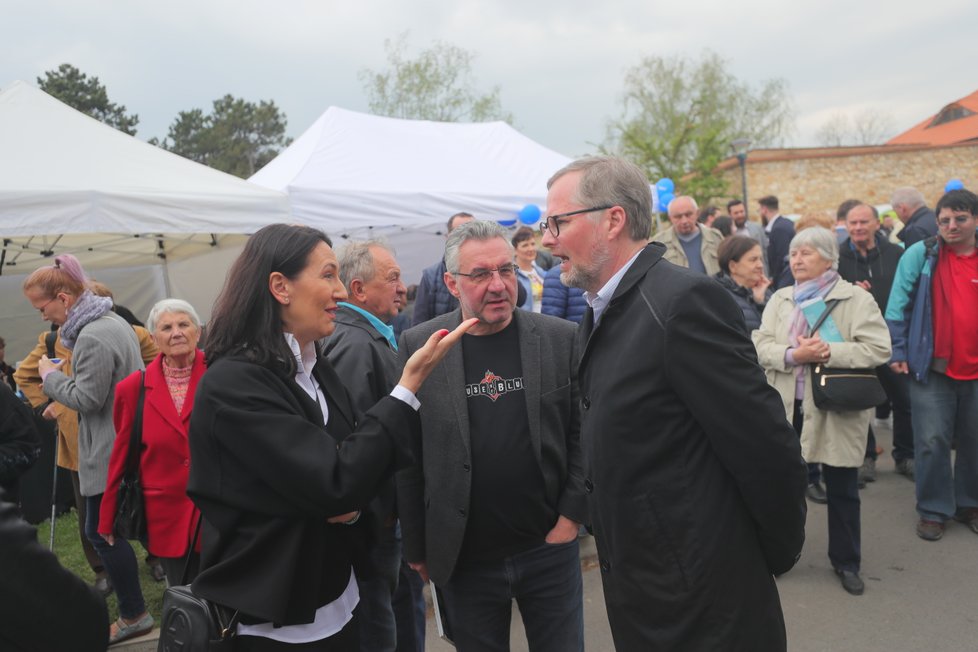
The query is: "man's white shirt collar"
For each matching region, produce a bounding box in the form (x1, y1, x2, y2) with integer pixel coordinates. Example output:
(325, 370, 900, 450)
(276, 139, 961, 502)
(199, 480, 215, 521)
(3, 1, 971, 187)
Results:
(584, 248, 644, 326)
(765, 214, 783, 233)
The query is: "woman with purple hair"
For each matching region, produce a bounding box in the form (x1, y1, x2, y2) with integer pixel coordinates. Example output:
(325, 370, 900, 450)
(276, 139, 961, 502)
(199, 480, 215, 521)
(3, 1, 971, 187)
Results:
(23, 254, 152, 644)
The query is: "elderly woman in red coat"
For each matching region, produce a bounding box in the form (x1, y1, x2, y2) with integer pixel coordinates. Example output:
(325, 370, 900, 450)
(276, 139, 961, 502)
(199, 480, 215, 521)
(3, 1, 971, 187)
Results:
(99, 298, 205, 586)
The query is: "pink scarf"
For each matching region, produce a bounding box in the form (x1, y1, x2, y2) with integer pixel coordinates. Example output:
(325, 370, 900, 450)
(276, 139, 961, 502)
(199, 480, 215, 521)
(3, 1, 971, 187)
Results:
(788, 270, 840, 348)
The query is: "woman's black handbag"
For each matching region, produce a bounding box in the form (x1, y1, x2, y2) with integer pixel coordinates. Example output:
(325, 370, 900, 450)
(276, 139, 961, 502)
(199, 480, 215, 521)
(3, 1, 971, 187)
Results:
(113, 372, 147, 540)
(158, 518, 239, 652)
(808, 300, 887, 411)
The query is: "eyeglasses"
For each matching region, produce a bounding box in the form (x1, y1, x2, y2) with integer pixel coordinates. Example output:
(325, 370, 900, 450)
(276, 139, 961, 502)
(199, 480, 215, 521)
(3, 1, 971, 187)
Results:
(937, 214, 975, 227)
(35, 297, 57, 313)
(455, 263, 518, 284)
(539, 205, 613, 237)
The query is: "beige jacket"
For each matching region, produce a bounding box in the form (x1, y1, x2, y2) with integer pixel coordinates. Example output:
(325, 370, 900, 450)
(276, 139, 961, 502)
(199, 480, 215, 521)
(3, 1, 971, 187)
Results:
(752, 279, 891, 467)
(656, 224, 723, 275)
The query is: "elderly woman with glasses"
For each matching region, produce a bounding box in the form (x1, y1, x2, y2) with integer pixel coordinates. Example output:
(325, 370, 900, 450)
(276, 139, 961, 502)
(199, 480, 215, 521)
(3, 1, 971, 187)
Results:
(22, 255, 151, 643)
(753, 227, 890, 597)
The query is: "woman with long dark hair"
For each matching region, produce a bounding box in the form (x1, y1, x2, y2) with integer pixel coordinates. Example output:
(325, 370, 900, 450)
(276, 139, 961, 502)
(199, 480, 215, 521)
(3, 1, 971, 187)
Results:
(187, 224, 472, 650)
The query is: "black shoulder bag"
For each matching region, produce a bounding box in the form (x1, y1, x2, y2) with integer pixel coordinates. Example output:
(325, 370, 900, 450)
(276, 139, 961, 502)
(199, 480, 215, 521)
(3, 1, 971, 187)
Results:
(158, 517, 239, 651)
(113, 371, 148, 539)
(808, 299, 886, 411)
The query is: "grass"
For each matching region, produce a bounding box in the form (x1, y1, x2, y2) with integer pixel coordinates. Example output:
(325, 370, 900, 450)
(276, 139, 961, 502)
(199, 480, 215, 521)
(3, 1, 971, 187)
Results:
(34, 509, 167, 625)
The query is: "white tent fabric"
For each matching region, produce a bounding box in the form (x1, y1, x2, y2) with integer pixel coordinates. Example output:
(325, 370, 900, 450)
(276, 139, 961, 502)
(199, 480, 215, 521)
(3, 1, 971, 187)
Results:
(249, 107, 571, 232)
(0, 80, 290, 239)
(0, 81, 289, 360)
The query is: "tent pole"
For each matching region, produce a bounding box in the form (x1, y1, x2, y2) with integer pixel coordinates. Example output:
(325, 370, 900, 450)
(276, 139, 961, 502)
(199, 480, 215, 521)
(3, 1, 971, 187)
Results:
(156, 236, 172, 296)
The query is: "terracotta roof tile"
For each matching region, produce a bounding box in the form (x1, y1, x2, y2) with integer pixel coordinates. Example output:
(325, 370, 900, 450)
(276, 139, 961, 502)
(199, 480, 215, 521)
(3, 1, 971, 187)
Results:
(888, 89, 978, 146)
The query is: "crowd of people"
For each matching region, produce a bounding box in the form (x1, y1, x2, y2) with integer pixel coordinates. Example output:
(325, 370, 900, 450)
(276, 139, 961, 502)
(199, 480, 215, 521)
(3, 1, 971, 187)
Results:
(0, 156, 975, 651)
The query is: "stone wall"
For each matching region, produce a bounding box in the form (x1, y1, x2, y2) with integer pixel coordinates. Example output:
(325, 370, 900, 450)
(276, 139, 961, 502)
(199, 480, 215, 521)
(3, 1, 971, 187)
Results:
(715, 142, 978, 216)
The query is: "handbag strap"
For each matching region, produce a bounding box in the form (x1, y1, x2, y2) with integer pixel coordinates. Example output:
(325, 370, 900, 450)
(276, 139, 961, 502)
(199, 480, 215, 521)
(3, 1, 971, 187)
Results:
(181, 514, 202, 585)
(181, 514, 240, 635)
(123, 371, 146, 478)
(807, 299, 841, 338)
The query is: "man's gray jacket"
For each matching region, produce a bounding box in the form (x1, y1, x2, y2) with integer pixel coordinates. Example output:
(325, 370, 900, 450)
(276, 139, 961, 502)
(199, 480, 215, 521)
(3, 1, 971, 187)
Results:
(396, 309, 586, 585)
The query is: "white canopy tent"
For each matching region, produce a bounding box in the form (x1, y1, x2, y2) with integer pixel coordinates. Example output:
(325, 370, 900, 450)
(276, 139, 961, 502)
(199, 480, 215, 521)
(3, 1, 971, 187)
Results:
(249, 107, 572, 281)
(0, 80, 291, 360)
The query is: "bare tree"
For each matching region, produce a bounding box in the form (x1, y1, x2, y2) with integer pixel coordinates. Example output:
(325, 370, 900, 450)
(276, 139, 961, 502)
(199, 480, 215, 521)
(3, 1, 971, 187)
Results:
(815, 108, 895, 146)
(603, 51, 794, 204)
(851, 108, 896, 145)
(359, 33, 513, 123)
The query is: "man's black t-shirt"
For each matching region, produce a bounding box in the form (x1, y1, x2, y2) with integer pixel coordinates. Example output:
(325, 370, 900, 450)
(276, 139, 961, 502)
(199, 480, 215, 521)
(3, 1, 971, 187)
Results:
(457, 320, 552, 564)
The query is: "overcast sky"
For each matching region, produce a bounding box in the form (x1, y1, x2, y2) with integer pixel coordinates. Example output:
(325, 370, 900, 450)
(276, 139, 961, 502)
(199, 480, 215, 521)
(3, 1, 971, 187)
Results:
(3, 0, 976, 160)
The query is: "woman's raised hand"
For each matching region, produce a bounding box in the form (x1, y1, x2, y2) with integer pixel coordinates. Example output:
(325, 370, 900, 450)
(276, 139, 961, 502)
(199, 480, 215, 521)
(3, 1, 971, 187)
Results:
(398, 318, 479, 393)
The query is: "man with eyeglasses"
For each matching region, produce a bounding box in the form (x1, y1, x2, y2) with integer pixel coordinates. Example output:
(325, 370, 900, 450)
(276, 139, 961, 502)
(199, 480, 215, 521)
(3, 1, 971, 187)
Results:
(886, 188, 978, 542)
(656, 195, 723, 275)
(397, 220, 586, 651)
(412, 212, 475, 327)
(540, 156, 807, 651)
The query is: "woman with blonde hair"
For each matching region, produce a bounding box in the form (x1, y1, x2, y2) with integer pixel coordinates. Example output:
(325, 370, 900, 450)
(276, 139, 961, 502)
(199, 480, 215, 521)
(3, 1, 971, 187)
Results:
(22, 255, 152, 643)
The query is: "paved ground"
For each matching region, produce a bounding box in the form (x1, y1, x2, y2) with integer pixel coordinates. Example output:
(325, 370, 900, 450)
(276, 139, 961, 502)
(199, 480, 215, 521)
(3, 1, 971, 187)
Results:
(425, 422, 978, 651)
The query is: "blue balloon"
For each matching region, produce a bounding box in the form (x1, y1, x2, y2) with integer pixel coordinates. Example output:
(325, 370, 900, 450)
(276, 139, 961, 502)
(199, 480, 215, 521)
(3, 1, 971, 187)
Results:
(945, 178, 965, 191)
(659, 192, 675, 210)
(656, 178, 675, 196)
(498, 218, 518, 227)
(518, 204, 542, 225)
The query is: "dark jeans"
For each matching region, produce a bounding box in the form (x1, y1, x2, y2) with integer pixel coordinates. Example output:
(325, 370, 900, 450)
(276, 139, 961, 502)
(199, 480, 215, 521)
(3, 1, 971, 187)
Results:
(70, 471, 103, 575)
(160, 552, 200, 588)
(822, 464, 861, 573)
(83, 493, 146, 619)
(392, 550, 426, 652)
(441, 539, 584, 652)
(235, 614, 359, 651)
(357, 524, 401, 652)
(865, 364, 914, 462)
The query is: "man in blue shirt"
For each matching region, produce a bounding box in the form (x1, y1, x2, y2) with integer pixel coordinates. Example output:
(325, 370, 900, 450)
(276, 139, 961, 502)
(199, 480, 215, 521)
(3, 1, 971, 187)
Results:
(322, 240, 419, 652)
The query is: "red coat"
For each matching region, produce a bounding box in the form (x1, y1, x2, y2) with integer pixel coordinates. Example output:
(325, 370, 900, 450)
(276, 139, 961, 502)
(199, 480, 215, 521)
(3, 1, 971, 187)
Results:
(99, 350, 205, 557)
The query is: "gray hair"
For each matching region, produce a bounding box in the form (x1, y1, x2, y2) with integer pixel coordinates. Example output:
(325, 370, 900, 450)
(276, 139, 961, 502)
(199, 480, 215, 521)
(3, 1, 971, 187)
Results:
(547, 156, 653, 241)
(445, 221, 513, 274)
(667, 195, 699, 214)
(338, 239, 393, 290)
(789, 227, 839, 270)
(147, 298, 201, 333)
(890, 187, 925, 210)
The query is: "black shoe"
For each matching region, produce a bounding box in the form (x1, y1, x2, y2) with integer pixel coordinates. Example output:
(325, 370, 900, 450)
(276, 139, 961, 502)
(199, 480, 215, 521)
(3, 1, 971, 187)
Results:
(953, 508, 978, 535)
(806, 482, 828, 504)
(858, 458, 876, 487)
(149, 562, 166, 583)
(834, 568, 864, 595)
(895, 458, 915, 480)
(916, 518, 945, 541)
(93, 573, 113, 597)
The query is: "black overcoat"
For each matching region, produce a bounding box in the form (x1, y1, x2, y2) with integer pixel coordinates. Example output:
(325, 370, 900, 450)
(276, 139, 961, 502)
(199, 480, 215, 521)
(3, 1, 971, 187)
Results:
(577, 244, 807, 651)
(187, 352, 418, 626)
